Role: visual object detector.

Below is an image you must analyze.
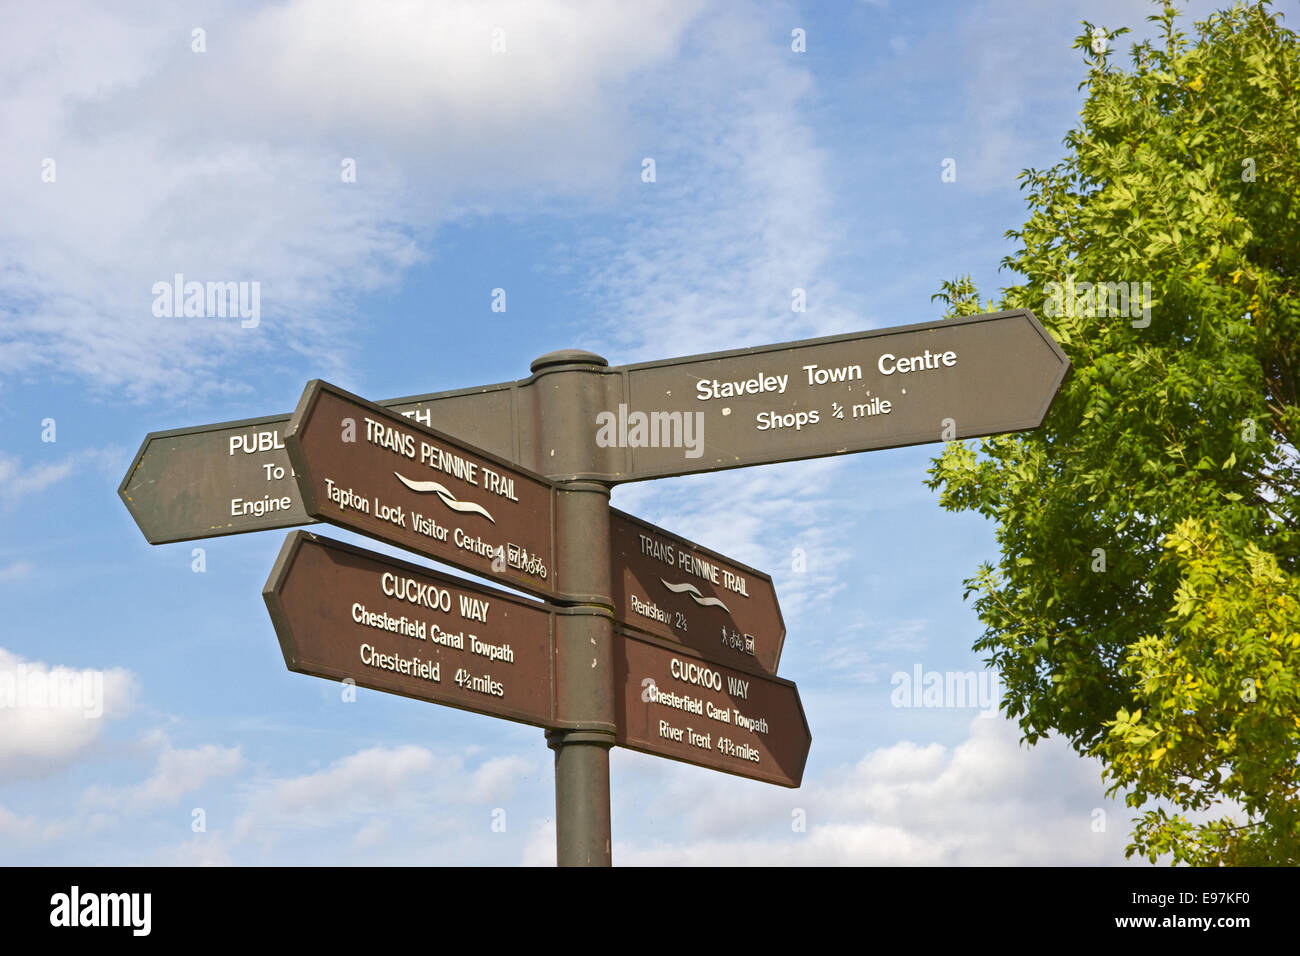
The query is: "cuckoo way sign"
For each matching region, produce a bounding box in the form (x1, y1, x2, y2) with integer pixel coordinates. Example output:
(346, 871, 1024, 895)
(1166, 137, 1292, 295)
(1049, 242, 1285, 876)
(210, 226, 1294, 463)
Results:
(264, 531, 555, 727)
(614, 632, 810, 788)
(285, 381, 561, 601)
(264, 529, 800, 787)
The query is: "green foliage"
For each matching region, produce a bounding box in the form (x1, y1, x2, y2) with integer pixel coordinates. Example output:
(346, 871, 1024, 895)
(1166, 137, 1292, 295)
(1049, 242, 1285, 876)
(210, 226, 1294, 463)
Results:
(926, 0, 1300, 864)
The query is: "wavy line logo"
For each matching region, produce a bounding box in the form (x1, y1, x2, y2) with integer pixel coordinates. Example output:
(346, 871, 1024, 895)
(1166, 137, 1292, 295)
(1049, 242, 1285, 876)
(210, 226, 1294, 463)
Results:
(659, 579, 730, 613)
(394, 472, 495, 523)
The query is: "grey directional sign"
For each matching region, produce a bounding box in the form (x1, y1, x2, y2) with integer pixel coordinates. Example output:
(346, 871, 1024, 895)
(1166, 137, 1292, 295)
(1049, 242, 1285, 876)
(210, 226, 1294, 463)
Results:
(118, 384, 518, 544)
(607, 309, 1069, 480)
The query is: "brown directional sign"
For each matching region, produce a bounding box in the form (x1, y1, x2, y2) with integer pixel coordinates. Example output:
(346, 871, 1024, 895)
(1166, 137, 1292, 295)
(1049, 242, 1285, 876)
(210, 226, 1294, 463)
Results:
(118, 384, 518, 544)
(264, 530, 555, 727)
(608, 508, 784, 677)
(613, 631, 809, 788)
(611, 309, 1069, 481)
(285, 380, 561, 601)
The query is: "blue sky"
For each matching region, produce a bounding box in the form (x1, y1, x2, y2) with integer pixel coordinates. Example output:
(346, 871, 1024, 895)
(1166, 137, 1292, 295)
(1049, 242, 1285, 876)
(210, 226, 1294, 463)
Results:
(0, 0, 1232, 865)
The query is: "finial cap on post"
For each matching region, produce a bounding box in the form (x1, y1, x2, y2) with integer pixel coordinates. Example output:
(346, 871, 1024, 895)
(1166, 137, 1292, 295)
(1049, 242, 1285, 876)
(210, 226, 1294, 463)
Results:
(530, 349, 608, 373)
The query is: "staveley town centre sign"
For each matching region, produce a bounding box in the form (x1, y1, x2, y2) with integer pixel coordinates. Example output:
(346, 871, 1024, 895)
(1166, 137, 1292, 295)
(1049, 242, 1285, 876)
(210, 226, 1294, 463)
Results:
(120, 309, 1068, 865)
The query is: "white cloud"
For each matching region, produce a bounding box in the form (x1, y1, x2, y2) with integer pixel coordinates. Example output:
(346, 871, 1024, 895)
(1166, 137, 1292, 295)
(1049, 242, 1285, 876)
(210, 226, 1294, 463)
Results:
(228, 743, 541, 846)
(0, 647, 137, 779)
(0, 803, 72, 843)
(233, 744, 440, 841)
(579, 8, 863, 362)
(0, 0, 707, 399)
(83, 742, 243, 811)
(199, 739, 554, 863)
(353, 818, 390, 851)
(214, 0, 706, 178)
(136, 744, 242, 805)
(585, 715, 1138, 866)
(461, 754, 536, 804)
(0, 448, 124, 506)
(155, 834, 235, 867)
(0, 560, 34, 581)
(523, 819, 558, 867)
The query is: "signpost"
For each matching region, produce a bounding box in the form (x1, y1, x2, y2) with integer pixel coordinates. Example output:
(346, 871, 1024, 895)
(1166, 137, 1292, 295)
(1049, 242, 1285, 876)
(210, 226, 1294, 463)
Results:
(614, 630, 809, 788)
(265, 530, 556, 728)
(119, 308, 1070, 866)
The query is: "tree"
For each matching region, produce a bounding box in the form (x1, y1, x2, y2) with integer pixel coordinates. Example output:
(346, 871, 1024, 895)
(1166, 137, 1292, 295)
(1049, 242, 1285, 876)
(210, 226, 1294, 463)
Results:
(926, 0, 1300, 864)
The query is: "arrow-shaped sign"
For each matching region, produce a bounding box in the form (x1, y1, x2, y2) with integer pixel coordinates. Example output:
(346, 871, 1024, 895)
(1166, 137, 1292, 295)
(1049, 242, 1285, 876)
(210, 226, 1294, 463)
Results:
(284, 380, 565, 602)
(608, 509, 784, 677)
(611, 309, 1069, 480)
(264, 530, 556, 727)
(118, 384, 518, 544)
(613, 630, 810, 788)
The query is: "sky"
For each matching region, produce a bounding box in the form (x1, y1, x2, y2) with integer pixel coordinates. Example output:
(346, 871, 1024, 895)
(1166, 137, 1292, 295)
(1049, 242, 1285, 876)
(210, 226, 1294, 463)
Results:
(0, 0, 1235, 866)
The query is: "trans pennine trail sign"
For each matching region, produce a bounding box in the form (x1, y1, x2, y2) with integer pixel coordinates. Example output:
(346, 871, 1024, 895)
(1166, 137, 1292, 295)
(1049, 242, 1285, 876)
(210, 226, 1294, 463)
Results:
(284, 380, 562, 602)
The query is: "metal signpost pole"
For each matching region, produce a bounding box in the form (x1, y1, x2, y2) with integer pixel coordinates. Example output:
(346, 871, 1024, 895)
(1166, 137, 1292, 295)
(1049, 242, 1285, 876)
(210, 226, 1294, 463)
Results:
(532, 350, 618, 867)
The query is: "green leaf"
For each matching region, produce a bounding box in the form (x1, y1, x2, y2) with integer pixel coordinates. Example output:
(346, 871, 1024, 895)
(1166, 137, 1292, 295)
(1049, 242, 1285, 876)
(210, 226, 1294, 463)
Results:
(926, 0, 1300, 867)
